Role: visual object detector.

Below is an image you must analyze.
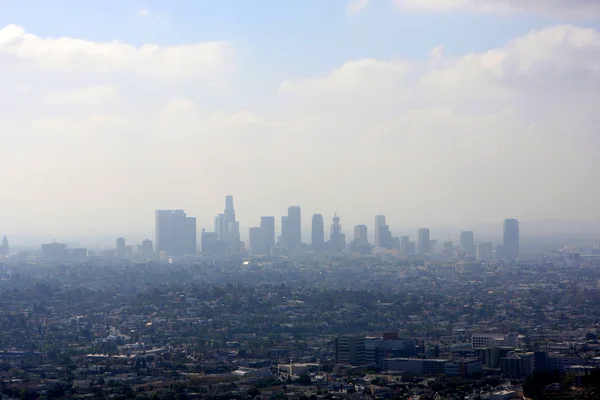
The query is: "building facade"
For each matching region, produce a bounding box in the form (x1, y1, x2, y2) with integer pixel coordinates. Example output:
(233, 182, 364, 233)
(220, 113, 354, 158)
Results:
(311, 214, 325, 250)
(503, 218, 520, 261)
(460, 231, 475, 254)
(155, 209, 197, 257)
(418, 228, 430, 255)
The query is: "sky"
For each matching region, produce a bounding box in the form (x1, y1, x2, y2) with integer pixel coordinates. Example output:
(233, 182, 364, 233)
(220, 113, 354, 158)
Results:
(1, 0, 600, 244)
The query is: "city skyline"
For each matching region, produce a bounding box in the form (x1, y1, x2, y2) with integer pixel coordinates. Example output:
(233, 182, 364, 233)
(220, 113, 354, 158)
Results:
(150, 197, 521, 258)
(5, 210, 600, 250)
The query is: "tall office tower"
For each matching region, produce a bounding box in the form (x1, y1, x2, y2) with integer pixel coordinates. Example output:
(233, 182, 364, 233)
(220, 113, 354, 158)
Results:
(155, 209, 197, 257)
(260, 216, 275, 254)
(405, 241, 416, 255)
(141, 239, 153, 260)
(287, 206, 302, 250)
(503, 218, 520, 260)
(375, 215, 385, 247)
(476, 242, 493, 260)
(201, 229, 223, 256)
(116, 237, 126, 259)
(248, 227, 264, 255)
(330, 213, 346, 252)
(354, 225, 368, 243)
(460, 231, 475, 254)
(495, 245, 505, 261)
(311, 214, 325, 250)
(374, 215, 392, 248)
(400, 236, 410, 252)
(418, 228, 430, 255)
(41, 242, 68, 260)
(0, 236, 8, 257)
(280, 216, 289, 246)
(217, 195, 242, 254)
(215, 214, 225, 239)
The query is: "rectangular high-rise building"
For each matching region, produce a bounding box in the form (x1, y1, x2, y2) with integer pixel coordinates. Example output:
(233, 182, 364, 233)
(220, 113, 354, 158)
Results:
(142, 239, 154, 260)
(460, 231, 475, 254)
(155, 210, 197, 257)
(260, 216, 275, 254)
(503, 219, 520, 260)
(400, 235, 409, 247)
(405, 241, 416, 255)
(418, 228, 430, 255)
(335, 336, 365, 365)
(280, 216, 289, 246)
(476, 242, 493, 260)
(248, 227, 264, 255)
(354, 225, 368, 243)
(116, 237, 126, 259)
(41, 242, 67, 260)
(374, 215, 391, 248)
(375, 215, 385, 247)
(287, 206, 302, 250)
(215, 214, 225, 240)
(311, 214, 325, 250)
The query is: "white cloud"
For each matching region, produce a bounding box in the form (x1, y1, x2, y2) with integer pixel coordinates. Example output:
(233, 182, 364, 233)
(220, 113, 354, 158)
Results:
(44, 85, 119, 106)
(0, 24, 234, 78)
(394, 0, 600, 17)
(347, 0, 371, 14)
(138, 7, 150, 17)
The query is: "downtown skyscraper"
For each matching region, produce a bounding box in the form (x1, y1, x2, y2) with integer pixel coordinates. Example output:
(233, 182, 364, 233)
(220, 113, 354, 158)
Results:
(354, 225, 368, 243)
(311, 214, 325, 250)
(418, 228, 430, 255)
(155, 210, 197, 257)
(503, 218, 520, 261)
(329, 213, 345, 252)
(216, 195, 243, 254)
(460, 231, 475, 254)
(280, 206, 301, 253)
(287, 206, 302, 251)
(374, 215, 391, 249)
(260, 216, 275, 254)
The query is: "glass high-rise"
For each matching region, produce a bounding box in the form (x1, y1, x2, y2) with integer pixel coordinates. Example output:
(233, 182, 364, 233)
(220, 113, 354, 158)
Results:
(287, 206, 302, 250)
(155, 209, 197, 256)
(460, 231, 475, 254)
(503, 218, 520, 260)
(260, 216, 275, 254)
(354, 225, 368, 243)
(311, 214, 325, 249)
(418, 228, 430, 255)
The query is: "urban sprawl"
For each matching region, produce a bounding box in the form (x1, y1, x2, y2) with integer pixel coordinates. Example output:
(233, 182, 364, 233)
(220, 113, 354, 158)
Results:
(1, 196, 599, 399)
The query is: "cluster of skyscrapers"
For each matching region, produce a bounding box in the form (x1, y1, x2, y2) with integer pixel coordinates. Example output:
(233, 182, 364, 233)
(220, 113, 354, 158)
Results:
(151, 196, 520, 261)
(1, 200, 520, 262)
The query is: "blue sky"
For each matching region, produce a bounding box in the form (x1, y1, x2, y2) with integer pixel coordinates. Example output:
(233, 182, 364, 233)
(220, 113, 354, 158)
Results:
(1, 1, 600, 240)
(2, 0, 597, 78)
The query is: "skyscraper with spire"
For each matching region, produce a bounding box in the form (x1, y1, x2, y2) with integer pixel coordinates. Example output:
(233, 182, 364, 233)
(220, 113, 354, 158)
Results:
(329, 213, 345, 252)
(219, 195, 243, 254)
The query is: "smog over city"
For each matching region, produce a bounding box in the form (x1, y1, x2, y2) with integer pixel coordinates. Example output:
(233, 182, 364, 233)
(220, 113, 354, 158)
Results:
(1, 1, 600, 399)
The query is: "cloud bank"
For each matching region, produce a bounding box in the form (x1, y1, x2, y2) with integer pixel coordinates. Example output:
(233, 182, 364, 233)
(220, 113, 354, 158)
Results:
(0, 23, 599, 237)
(394, 0, 600, 17)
